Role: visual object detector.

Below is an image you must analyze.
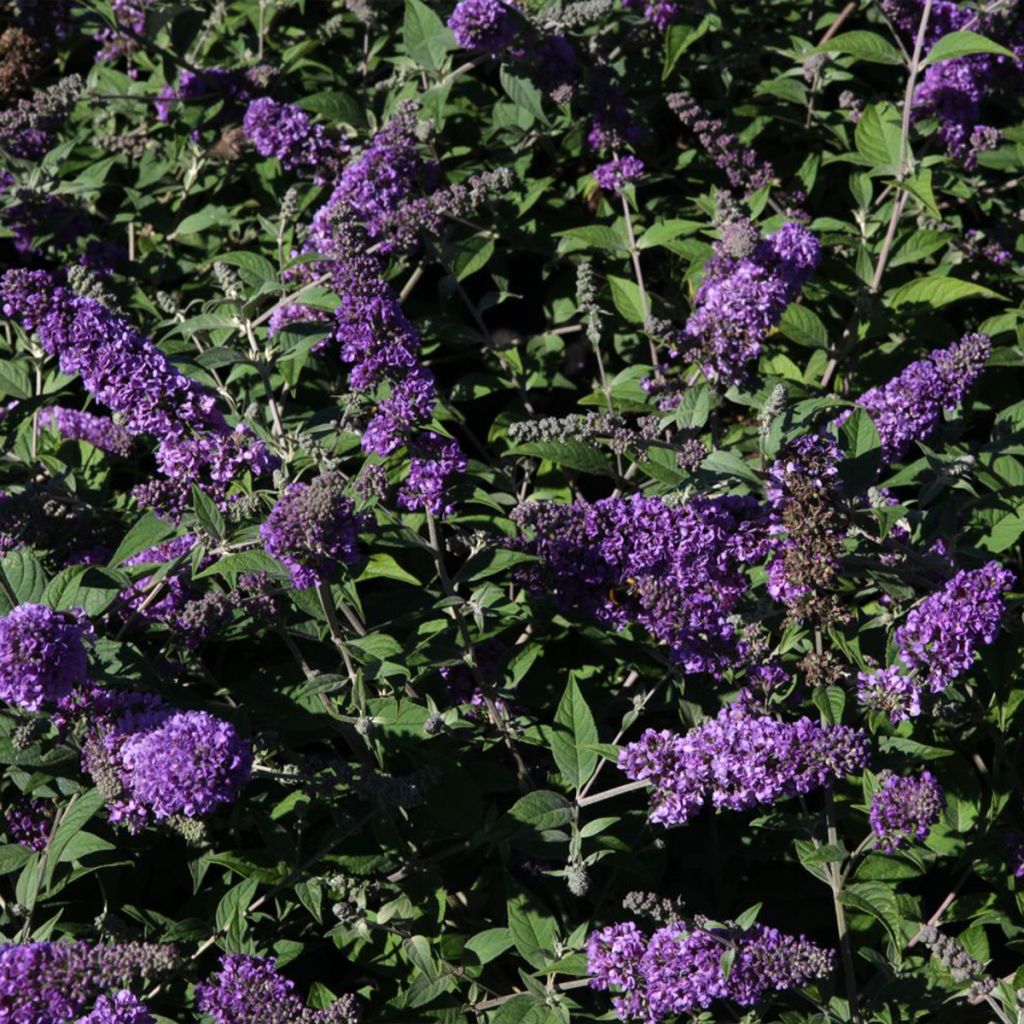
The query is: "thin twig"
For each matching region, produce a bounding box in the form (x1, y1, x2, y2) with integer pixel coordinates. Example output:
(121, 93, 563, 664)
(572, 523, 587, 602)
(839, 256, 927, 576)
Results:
(819, 0, 932, 391)
(115, 547, 194, 641)
(399, 264, 425, 302)
(818, 1, 858, 45)
(619, 193, 659, 370)
(907, 865, 972, 947)
(825, 791, 861, 1024)
(897, 0, 934, 180)
(250, 272, 333, 330)
(577, 671, 671, 802)
(577, 779, 649, 808)
(806, 2, 860, 127)
(424, 511, 533, 790)
(19, 793, 79, 940)
(243, 319, 286, 443)
(471, 978, 591, 1012)
(146, 813, 374, 995)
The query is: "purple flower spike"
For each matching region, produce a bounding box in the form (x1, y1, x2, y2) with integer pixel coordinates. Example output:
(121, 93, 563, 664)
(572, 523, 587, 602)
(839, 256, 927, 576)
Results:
(675, 221, 819, 386)
(588, 918, 832, 1020)
(844, 333, 990, 466)
(513, 493, 767, 676)
(594, 156, 644, 194)
(242, 97, 348, 182)
(0, 603, 89, 711)
(870, 771, 944, 851)
(77, 990, 154, 1024)
(619, 704, 869, 826)
(197, 953, 359, 1024)
(118, 709, 252, 820)
(448, 0, 518, 54)
(39, 407, 134, 456)
(895, 561, 1014, 691)
(260, 472, 366, 590)
(0, 941, 177, 1023)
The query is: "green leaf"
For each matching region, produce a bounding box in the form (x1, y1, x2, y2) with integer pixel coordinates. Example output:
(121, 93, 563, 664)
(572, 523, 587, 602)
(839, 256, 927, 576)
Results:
(172, 205, 230, 238)
(0, 844, 32, 875)
(897, 169, 940, 219)
(452, 547, 537, 584)
(795, 840, 844, 882)
(294, 673, 348, 701)
(491, 996, 562, 1024)
(855, 103, 903, 168)
(720, 946, 736, 981)
(812, 685, 847, 726)
(511, 440, 615, 478)
(196, 347, 244, 370)
(839, 406, 881, 493)
(70, 155, 117, 191)
(507, 790, 574, 833)
(499, 68, 546, 124)
(849, 171, 872, 208)
(110, 512, 175, 567)
(700, 449, 761, 487)
(357, 553, 420, 587)
(662, 16, 712, 79)
(348, 632, 403, 662)
(674, 383, 710, 429)
(889, 229, 948, 268)
(168, 314, 239, 338)
(637, 219, 702, 250)
(0, 548, 45, 605)
(43, 789, 106, 891)
(295, 879, 324, 924)
(214, 251, 276, 286)
(63, 567, 128, 617)
(0, 360, 32, 399)
(841, 881, 904, 947)
(550, 678, 599, 791)
(817, 30, 903, 64)
(453, 235, 495, 281)
(889, 276, 1006, 308)
(945, 790, 979, 833)
(922, 29, 1017, 67)
(58, 830, 115, 863)
(507, 887, 558, 970)
(755, 75, 807, 105)
(191, 484, 226, 541)
(296, 91, 365, 126)
(981, 510, 1024, 554)
(402, 0, 452, 69)
(779, 303, 828, 348)
(799, 842, 848, 867)
(607, 275, 646, 324)
(876, 738, 955, 763)
(555, 225, 627, 254)
(734, 902, 763, 930)
(196, 550, 287, 581)
(215, 875, 259, 933)
(579, 365, 655, 413)
(307, 981, 341, 1010)
(465, 928, 513, 965)
(14, 854, 40, 910)
(535, 951, 589, 976)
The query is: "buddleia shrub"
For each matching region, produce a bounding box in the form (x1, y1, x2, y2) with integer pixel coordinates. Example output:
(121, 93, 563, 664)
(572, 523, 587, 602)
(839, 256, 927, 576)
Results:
(1, 0, 1024, 1022)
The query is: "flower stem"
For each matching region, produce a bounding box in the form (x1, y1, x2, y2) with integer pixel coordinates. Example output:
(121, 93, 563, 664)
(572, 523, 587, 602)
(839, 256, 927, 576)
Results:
(424, 511, 533, 790)
(576, 778, 649, 808)
(825, 790, 862, 1024)
(619, 193, 659, 370)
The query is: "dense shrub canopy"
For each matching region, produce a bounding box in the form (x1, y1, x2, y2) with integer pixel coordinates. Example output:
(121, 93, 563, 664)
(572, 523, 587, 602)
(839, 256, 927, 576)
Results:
(1, 0, 1024, 1022)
